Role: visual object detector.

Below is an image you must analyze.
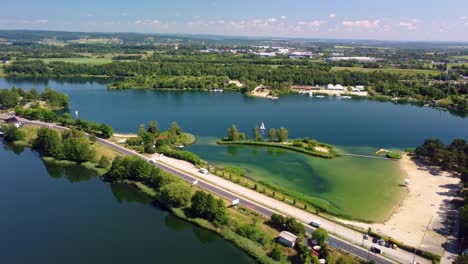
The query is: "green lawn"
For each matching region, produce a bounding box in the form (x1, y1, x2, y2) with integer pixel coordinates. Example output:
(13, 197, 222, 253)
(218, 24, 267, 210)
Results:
(450, 55, 468, 60)
(331, 66, 440, 76)
(35, 57, 113, 65)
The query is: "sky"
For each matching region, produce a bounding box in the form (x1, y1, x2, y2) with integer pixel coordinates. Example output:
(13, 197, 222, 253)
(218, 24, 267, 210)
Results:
(1, 0, 468, 41)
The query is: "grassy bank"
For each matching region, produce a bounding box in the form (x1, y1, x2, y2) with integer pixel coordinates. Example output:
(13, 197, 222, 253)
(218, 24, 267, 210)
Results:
(217, 140, 339, 159)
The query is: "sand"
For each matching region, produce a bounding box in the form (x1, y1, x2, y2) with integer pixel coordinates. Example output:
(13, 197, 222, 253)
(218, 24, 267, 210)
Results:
(341, 154, 460, 253)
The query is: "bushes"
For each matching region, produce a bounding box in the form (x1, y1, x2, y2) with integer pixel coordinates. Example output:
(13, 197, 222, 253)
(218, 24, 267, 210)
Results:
(190, 191, 228, 225)
(236, 224, 270, 246)
(2, 124, 25, 142)
(269, 213, 305, 235)
(157, 145, 203, 166)
(158, 182, 193, 208)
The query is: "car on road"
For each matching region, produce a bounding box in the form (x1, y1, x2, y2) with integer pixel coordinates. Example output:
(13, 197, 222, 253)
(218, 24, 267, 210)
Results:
(199, 168, 209, 174)
(370, 246, 383, 254)
(372, 237, 378, 243)
(378, 239, 386, 246)
(309, 220, 321, 228)
(149, 159, 156, 164)
(363, 234, 369, 240)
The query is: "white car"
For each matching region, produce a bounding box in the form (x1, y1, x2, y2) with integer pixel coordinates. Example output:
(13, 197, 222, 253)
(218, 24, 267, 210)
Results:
(149, 159, 156, 164)
(199, 168, 208, 174)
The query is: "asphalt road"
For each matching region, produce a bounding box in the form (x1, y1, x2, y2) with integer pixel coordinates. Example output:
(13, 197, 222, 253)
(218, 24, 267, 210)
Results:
(15, 118, 397, 264)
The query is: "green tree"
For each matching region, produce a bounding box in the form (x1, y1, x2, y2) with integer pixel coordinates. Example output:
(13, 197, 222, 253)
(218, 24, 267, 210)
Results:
(62, 137, 96, 163)
(253, 125, 262, 142)
(312, 228, 328, 246)
(98, 155, 110, 169)
(227, 124, 240, 141)
(148, 120, 160, 136)
(268, 128, 277, 142)
(277, 127, 288, 142)
(40, 87, 69, 108)
(2, 124, 25, 142)
(158, 182, 193, 208)
(169, 122, 182, 135)
(99, 124, 114, 139)
(33, 127, 63, 158)
(269, 246, 284, 261)
(0, 89, 20, 108)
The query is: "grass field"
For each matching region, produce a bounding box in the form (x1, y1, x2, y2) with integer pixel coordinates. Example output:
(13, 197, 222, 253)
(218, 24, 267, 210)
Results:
(450, 55, 468, 60)
(331, 66, 440, 76)
(35, 57, 114, 65)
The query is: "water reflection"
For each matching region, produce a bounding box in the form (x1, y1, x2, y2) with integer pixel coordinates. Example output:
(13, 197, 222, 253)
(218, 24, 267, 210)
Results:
(43, 162, 95, 183)
(2, 141, 25, 155)
(110, 183, 151, 204)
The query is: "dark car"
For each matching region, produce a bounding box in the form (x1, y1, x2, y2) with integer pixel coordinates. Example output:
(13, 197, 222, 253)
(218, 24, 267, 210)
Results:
(372, 237, 378, 243)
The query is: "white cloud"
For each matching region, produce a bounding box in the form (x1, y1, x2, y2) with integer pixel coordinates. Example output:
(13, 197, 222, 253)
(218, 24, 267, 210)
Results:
(329, 13, 336, 19)
(121, 12, 128, 17)
(399, 21, 416, 30)
(342, 20, 380, 29)
(297, 20, 324, 28)
(280, 16, 287, 20)
(134, 19, 161, 25)
(35, 19, 49, 25)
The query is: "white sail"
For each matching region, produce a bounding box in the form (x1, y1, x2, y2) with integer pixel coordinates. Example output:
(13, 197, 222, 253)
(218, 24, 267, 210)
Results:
(74, 110, 79, 119)
(260, 122, 265, 130)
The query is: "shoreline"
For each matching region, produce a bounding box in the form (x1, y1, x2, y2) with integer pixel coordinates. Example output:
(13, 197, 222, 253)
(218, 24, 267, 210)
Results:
(340, 154, 460, 254)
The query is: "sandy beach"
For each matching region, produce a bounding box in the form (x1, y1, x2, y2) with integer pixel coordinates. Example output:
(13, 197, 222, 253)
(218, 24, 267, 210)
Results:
(341, 154, 460, 254)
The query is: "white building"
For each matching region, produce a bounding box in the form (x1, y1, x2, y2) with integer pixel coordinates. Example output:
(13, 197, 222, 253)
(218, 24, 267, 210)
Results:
(327, 84, 335, 90)
(334, 84, 344, 90)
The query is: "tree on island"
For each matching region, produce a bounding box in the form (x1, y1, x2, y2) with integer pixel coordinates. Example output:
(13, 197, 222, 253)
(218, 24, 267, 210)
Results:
(253, 125, 263, 142)
(2, 124, 25, 142)
(268, 128, 277, 142)
(277, 127, 288, 142)
(227, 124, 240, 141)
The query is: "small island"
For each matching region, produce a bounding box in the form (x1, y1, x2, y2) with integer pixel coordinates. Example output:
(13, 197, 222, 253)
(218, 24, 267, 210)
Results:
(217, 124, 340, 159)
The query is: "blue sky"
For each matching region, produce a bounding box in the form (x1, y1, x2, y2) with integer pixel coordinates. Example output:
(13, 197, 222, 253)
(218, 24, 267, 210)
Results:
(1, 0, 468, 41)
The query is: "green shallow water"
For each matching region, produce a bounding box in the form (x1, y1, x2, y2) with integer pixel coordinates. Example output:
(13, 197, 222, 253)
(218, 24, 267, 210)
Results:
(0, 142, 255, 264)
(190, 138, 405, 221)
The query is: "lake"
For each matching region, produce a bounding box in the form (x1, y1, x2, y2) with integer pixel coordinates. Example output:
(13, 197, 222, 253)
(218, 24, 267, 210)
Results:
(1, 78, 467, 220)
(0, 141, 255, 264)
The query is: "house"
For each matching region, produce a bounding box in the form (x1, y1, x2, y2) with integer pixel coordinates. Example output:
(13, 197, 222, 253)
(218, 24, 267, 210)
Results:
(277, 231, 297, 248)
(1, 60, 10, 65)
(5, 117, 21, 128)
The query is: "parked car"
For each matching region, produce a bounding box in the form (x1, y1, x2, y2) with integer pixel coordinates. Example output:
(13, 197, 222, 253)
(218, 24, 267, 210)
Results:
(199, 168, 209, 174)
(370, 246, 383, 254)
(309, 220, 321, 228)
(363, 234, 369, 240)
(372, 237, 378, 243)
(378, 239, 386, 246)
(149, 159, 156, 164)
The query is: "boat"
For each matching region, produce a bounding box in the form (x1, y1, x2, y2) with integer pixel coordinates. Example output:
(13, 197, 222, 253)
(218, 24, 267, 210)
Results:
(176, 144, 185, 149)
(340, 96, 351, 99)
(259, 122, 266, 130)
(308, 91, 314, 97)
(315, 95, 325, 98)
